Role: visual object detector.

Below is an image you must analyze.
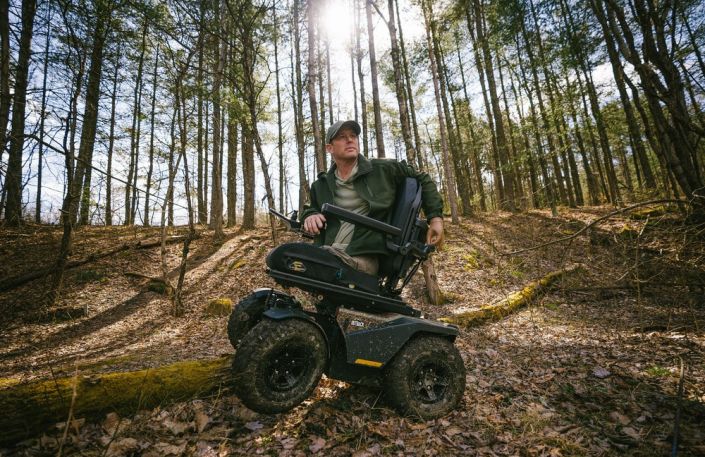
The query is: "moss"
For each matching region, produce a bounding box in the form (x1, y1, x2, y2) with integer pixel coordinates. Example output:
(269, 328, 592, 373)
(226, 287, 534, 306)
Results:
(0, 357, 231, 446)
(630, 205, 666, 220)
(645, 366, 671, 378)
(228, 258, 247, 271)
(462, 251, 480, 271)
(440, 265, 583, 328)
(205, 298, 233, 317)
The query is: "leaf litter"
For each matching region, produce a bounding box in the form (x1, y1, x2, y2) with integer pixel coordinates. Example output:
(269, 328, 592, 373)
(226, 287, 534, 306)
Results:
(0, 207, 704, 455)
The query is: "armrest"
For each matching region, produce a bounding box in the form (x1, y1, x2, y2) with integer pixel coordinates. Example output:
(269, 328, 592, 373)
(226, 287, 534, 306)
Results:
(321, 203, 402, 237)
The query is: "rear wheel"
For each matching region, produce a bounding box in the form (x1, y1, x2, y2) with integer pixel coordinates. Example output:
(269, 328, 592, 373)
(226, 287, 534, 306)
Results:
(231, 318, 327, 414)
(227, 293, 267, 349)
(384, 336, 465, 419)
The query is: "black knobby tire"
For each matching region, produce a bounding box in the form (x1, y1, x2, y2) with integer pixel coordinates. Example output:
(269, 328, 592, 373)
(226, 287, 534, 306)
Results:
(384, 335, 466, 419)
(231, 318, 327, 414)
(227, 293, 268, 349)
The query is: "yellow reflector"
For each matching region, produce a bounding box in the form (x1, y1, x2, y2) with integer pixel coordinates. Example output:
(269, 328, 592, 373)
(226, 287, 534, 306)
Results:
(354, 358, 383, 368)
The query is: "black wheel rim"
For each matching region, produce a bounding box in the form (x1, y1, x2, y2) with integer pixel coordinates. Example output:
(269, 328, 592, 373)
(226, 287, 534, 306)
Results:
(412, 361, 450, 404)
(264, 344, 313, 392)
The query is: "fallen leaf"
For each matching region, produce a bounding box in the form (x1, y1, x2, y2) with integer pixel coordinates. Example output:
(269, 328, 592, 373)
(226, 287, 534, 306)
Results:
(103, 412, 131, 436)
(195, 441, 218, 457)
(163, 419, 190, 436)
(153, 441, 187, 456)
(622, 426, 641, 440)
(309, 436, 326, 453)
(245, 421, 263, 431)
(609, 411, 630, 425)
(445, 426, 463, 436)
(280, 437, 297, 450)
(592, 367, 611, 379)
(106, 437, 139, 457)
(195, 411, 210, 433)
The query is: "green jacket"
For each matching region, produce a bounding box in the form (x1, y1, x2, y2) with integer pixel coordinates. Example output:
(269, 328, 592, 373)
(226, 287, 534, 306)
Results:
(301, 154, 444, 256)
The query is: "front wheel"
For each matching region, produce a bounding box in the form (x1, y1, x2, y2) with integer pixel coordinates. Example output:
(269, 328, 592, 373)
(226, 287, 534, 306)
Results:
(384, 336, 466, 419)
(227, 293, 268, 349)
(231, 318, 327, 414)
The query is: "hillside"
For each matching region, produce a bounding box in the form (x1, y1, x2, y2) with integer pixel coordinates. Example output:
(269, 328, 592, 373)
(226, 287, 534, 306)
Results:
(1, 206, 704, 456)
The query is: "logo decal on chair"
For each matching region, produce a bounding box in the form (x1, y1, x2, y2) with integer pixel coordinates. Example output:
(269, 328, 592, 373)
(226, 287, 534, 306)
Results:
(287, 260, 307, 273)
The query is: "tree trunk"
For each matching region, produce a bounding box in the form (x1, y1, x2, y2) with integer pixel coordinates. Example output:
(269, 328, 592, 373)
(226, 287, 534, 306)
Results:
(467, 5, 503, 208)
(365, 0, 385, 157)
(273, 4, 284, 213)
(473, 0, 516, 212)
(376, 0, 416, 165)
(241, 127, 255, 230)
(4, 0, 37, 226)
(355, 0, 369, 158)
(196, 1, 207, 225)
(307, 0, 324, 173)
(0, 0, 10, 156)
(34, 7, 51, 223)
(395, 0, 424, 171)
(47, 0, 109, 305)
(291, 0, 309, 214)
(105, 49, 120, 226)
(142, 45, 159, 227)
(210, 0, 225, 241)
(456, 36, 487, 211)
(422, 0, 458, 224)
(125, 21, 147, 225)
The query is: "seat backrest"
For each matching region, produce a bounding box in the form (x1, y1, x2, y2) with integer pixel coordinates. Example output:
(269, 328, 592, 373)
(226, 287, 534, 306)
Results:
(378, 178, 425, 292)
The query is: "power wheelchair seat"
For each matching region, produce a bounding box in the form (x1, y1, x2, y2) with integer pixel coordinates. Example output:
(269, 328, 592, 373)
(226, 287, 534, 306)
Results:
(265, 177, 433, 316)
(227, 177, 466, 419)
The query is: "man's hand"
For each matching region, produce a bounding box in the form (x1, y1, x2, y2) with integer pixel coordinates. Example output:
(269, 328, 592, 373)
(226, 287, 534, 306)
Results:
(303, 213, 327, 235)
(426, 217, 444, 248)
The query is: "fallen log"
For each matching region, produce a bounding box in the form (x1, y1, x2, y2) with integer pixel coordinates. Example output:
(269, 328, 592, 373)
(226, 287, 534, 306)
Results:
(0, 236, 188, 293)
(0, 356, 230, 446)
(439, 264, 583, 329)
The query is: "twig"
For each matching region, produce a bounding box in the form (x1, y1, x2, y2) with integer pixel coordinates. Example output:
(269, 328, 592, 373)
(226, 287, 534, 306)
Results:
(499, 200, 690, 256)
(57, 365, 78, 457)
(671, 357, 685, 457)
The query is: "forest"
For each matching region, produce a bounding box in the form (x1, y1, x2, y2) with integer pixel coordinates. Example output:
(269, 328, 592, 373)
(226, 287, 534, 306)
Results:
(0, 0, 704, 454)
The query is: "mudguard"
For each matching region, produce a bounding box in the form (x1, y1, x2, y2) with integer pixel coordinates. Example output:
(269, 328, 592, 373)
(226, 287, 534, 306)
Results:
(262, 306, 332, 358)
(344, 317, 458, 368)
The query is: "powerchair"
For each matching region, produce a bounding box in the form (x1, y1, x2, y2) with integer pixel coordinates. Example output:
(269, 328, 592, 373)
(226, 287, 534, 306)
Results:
(227, 177, 466, 419)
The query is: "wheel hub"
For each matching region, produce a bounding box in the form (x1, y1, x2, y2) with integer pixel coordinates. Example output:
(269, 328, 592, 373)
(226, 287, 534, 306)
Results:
(413, 363, 449, 404)
(266, 347, 311, 392)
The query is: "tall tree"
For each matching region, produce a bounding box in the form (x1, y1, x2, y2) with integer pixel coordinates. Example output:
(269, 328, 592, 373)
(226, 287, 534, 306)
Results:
(422, 0, 458, 223)
(141, 44, 160, 227)
(48, 0, 111, 304)
(125, 21, 147, 225)
(307, 0, 324, 173)
(472, 0, 516, 211)
(36, 5, 52, 223)
(210, 0, 225, 241)
(365, 0, 385, 157)
(372, 0, 416, 164)
(4, 0, 37, 225)
(105, 48, 120, 226)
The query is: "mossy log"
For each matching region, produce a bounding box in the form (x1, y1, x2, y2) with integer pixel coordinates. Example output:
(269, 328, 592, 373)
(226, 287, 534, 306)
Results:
(0, 357, 231, 446)
(439, 264, 583, 328)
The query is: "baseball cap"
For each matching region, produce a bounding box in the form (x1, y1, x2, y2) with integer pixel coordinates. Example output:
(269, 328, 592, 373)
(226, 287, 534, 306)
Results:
(325, 120, 361, 144)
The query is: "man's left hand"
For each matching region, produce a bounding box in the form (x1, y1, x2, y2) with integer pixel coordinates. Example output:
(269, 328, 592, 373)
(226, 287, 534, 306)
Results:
(426, 217, 444, 248)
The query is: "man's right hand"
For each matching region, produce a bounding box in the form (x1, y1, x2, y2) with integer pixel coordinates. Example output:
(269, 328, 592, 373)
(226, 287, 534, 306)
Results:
(303, 213, 327, 235)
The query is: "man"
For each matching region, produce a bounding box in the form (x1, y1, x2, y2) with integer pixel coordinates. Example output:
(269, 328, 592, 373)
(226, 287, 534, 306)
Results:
(301, 120, 444, 276)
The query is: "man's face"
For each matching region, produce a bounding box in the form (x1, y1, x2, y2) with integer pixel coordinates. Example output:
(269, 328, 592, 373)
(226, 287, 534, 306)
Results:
(326, 127, 359, 163)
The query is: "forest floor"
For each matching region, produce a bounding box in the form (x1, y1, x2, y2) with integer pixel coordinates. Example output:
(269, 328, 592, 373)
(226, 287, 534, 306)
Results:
(1, 206, 704, 456)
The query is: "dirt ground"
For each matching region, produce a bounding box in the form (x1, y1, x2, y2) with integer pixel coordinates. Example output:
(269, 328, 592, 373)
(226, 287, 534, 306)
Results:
(1, 206, 704, 456)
